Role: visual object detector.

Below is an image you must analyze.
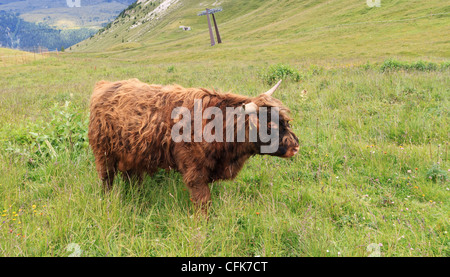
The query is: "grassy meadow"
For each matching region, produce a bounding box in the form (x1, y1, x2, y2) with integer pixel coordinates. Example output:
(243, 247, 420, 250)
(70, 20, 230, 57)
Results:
(0, 48, 49, 67)
(0, 0, 449, 257)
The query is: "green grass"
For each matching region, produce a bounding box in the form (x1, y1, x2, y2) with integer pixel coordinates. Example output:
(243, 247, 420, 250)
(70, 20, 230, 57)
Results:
(1, 55, 448, 256)
(0, 48, 47, 66)
(72, 0, 449, 63)
(0, 0, 449, 257)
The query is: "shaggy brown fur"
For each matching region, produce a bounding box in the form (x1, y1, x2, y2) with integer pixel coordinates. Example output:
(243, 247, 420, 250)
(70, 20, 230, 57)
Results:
(88, 79, 299, 213)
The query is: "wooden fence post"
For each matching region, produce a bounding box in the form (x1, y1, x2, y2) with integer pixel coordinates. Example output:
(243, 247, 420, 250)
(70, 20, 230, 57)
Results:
(198, 8, 223, 46)
(211, 13, 222, 44)
(206, 9, 215, 46)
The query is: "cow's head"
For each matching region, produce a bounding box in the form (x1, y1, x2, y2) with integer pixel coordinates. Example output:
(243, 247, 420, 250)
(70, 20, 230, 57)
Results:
(242, 80, 299, 158)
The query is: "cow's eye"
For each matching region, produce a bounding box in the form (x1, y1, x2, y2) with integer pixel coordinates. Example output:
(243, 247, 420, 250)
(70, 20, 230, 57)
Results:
(280, 121, 290, 128)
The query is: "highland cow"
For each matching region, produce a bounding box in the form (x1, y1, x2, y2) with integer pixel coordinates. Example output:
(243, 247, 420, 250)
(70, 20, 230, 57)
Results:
(88, 78, 299, 213)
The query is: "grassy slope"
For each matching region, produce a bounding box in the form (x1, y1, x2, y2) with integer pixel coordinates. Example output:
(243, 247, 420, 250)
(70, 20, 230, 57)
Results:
(0, 0, 449, 257)
(0, 47, 46, 66)
(72, 0, 449, 63)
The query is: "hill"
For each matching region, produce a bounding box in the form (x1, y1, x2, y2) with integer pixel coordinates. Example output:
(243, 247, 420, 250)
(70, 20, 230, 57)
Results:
(72, 0, 449, 63)
(0, 10, 97, 50)
(0, 0, 136, 29)
(0, 1, 138, 50)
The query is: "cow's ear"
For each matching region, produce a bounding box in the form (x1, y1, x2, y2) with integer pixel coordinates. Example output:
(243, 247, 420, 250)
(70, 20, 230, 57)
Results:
(263, 80, 282, 96)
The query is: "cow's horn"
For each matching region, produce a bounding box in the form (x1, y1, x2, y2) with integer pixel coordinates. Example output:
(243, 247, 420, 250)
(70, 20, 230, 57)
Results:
(242, 102, 258, 114)
(264, 79, 282, 96)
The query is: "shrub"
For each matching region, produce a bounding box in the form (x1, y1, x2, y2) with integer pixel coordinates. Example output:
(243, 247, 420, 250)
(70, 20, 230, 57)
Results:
(380, 59, 408, 72)
(440, 61, 450, 70)
(380, 59, 444, 72)
(166, 65, 175, 73)
(360, 61, 373, 70)
(4, 101, 88, 162)
(426, 164, 448, 183)
(261, 63, 301, 85)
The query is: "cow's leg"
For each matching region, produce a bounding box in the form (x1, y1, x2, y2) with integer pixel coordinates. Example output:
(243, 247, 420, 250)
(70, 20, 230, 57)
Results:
(174, 145, 211, 217)
(188, 183, 211, 216)
(96, 154, 116, 192)
(181, 168, 211, 216)
(122, 170, 143, 185)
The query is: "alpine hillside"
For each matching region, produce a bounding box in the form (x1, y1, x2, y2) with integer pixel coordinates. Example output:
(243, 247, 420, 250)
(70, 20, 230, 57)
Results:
(71, 0, 449, 64)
